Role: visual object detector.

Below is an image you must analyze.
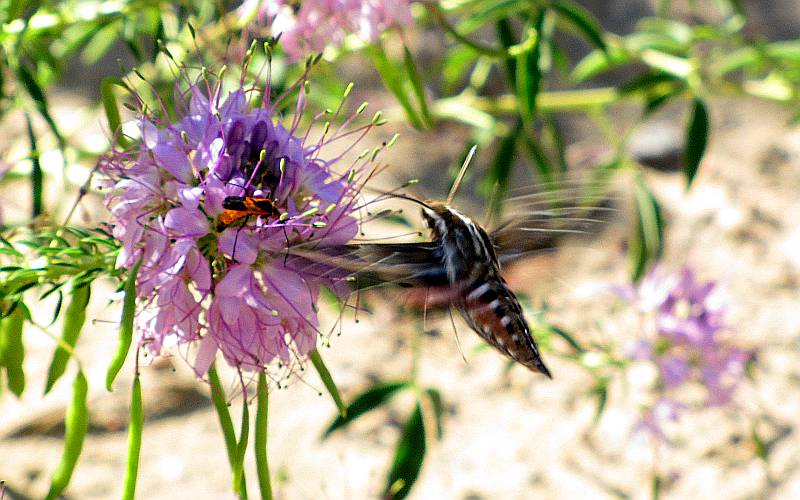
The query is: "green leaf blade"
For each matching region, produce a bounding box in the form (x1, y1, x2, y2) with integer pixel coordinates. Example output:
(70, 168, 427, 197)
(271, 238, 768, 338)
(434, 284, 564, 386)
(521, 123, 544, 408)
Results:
(683, 98, 709, 188)
(45, 284, 90, 394)
(552, 0, 608, 52)
(323, 381, 409, 438)
(384, 402, 426, 500)
(310, 349, 347, 418)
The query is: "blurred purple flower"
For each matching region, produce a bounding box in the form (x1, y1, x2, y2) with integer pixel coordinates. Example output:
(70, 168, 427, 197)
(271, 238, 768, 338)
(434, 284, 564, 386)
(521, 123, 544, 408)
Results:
(638, 398, 685, 442)
(621, 266, 754, 439)
(100, 64, 377, 377)
(242, 0, 413, 61)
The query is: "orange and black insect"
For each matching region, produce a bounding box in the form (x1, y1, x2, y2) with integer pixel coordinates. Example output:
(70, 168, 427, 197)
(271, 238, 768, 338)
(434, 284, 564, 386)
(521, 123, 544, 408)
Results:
(217, 196, 280, 231)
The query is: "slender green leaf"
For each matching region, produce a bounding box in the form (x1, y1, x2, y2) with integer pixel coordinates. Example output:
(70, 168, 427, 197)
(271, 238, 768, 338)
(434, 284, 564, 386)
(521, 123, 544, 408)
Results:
(592, 377, 609, 424)
(45, 371, 89, 500)
(367, 44, 423, 129)
(122, 375, 144, 500)
(750, 424, 768, 461)
(25, 114, 42, 218)
(572, 46, 631, 82)
(310, 349, 346, 418)
(323, 381, 409, 438)
(496, 18, 518, 89)
(106, 256, 142, 391)
(629, 178, 663, 281)
(683, 98, 709, 188)
(0, 304, 26, 397)
(45, 284, 90, 394)
(101, 77, 130, 147)
(521, 134, 554, 184)
(15, 63, 65, 150)
(516, 12, 545, 128)
(403, 45, 432, 127)
(255, 372, 273, 500)
(384, 402, 426, 499)
(233, 399, 250, 498)
(550, 325, 586, 353)
(483, 122, 520, 219)
(423, 388, 444, 440)
(552, 0, 607, 52)
(543, 114, 568, 174)
(651, 473, 662, 500)
(640, 49, 692, 80)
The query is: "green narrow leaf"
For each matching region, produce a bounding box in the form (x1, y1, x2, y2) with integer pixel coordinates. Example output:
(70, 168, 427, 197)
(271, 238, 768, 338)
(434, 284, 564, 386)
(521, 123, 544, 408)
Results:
(516, 12, 545, 128)
(543, 114, 568, 174)
(45, 371, 89, 500)
(423, 388, 444, 440)
(106, 256, 143, 391)
(572, 46, 632, 82)
(15, 63, 65, 151)
(629, 178, 663, 281)
(323, 381, 409, 438)
(367, 44, 424, 129)
(651, 473, 662, 500)
(552, 0, 608, 52)
(310, 349, 346, 418)
(592, 377, 609, 425)
(232, 399, 250, 498)
(482, 122, 520, 220)
(45, 284, 91, 394)
(0, 304, 26, 397)
(496, 19, 518, 89)
(101, 77, 130, 147)
(384, 402, 426, 499)
(549, 325, 586, 353)
(683, 98, 709, 188)
(751, 424, 768, 462)
(122, 375, 144, 500)
(255, 372, 273, 500)
(403, 45, 432, 127)
(25, 114, 43, 218)
(521, 134, 554, 185)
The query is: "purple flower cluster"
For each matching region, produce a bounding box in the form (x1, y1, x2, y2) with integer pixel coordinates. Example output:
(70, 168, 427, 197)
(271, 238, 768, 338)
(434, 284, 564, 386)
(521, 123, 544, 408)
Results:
(623, 267, 753, 436)
(101, 70, 374, 376)
(244, 0, 413, 61)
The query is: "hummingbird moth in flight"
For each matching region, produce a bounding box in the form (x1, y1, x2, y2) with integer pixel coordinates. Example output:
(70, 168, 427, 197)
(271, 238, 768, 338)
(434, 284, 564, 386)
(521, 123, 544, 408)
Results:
(301, 151, 607, 378)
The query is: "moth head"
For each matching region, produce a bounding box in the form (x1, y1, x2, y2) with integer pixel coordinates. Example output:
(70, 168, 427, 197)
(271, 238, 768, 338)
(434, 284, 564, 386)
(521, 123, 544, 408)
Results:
(420, 202, 450, 236)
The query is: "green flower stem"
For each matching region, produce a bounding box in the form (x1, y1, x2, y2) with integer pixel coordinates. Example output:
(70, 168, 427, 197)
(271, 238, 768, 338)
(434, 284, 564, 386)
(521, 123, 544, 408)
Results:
(255, 373, 273, 500)
(433, 87, 621, 118)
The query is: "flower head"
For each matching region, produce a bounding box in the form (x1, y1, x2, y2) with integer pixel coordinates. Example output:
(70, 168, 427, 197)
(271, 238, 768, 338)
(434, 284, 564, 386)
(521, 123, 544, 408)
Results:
(621, 266, 754, 438)
(242, 0, 413, 61)
(100, 59, 379, 378)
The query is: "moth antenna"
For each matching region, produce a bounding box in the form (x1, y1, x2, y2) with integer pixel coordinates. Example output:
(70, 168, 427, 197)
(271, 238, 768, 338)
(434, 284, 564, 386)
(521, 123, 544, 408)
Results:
(446, 144, 477, 206)
(422, 287, 430, 333)
(448, 306, 468, 365)
(384, 192, 435, 211)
